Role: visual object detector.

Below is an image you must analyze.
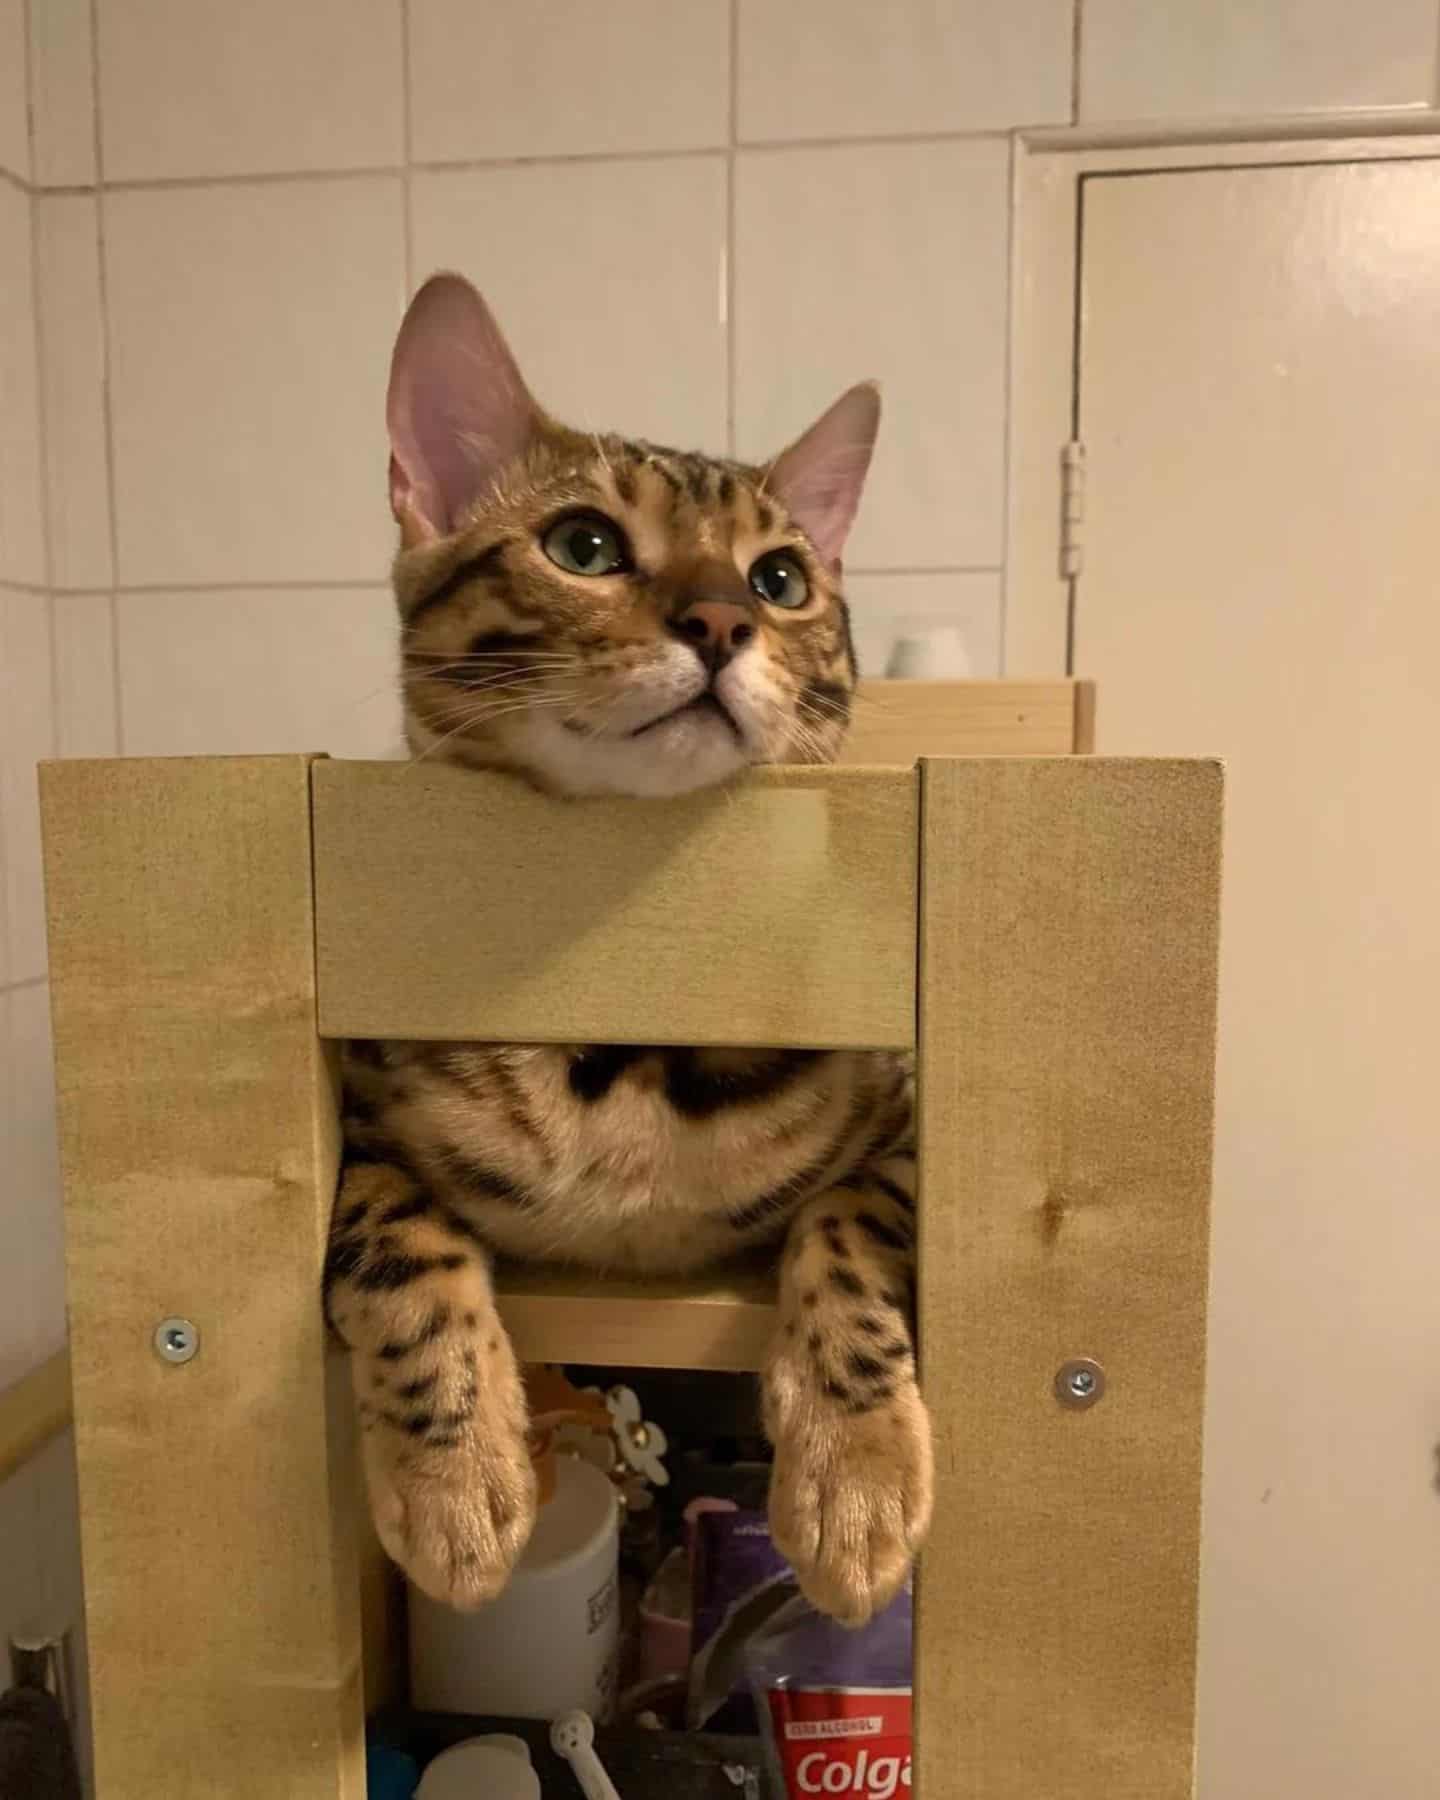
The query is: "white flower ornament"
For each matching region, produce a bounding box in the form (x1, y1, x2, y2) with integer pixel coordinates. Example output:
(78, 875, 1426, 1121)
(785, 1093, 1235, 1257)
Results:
(605, 1385, 670, 1487)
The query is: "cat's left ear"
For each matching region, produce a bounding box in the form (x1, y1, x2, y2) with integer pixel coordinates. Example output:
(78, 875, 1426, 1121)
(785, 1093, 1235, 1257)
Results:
(765, 382, 880, 566)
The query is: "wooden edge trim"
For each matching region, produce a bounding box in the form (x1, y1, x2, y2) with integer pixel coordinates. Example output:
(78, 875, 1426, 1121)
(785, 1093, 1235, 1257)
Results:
(496, 1270, 778, 1373)
(0, 1351, 72, 1486)
(1072, 679, 1097, 752)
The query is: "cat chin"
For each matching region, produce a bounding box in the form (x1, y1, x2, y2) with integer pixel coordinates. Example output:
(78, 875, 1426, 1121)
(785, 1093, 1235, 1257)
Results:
(506, 709, 751, 799)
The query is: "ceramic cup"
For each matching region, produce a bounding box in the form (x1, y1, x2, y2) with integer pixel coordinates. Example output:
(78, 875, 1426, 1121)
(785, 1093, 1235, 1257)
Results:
(409, 1455, 621, 1722)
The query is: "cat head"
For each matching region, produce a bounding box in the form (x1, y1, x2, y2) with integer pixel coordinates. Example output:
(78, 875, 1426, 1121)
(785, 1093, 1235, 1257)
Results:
(387, 273, 879, 798)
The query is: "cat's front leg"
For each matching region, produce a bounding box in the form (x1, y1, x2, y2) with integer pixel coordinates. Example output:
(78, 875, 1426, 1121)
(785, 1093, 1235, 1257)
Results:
(325, 1154, 536, 1608)
(763, 1157, 933, 1626)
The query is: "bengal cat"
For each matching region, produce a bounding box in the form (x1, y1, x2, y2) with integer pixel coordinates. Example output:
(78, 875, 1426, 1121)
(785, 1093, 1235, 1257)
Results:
(325, 274, 931, 1627)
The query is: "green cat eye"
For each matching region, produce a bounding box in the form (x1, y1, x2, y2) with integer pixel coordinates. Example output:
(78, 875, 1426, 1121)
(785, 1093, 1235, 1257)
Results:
(748, 550, 810, 609)
(542, 512, 629, 577)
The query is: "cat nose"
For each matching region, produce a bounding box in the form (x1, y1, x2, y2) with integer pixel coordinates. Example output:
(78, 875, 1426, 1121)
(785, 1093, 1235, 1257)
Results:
(668, 601, 755, 670)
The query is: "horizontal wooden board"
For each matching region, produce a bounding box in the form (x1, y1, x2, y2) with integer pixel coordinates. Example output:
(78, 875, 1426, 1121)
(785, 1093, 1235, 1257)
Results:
(842, 679, 1081, 763)
(0, 1351, 71, 1485)
(312, 763, 918, 1047)
(496, 1265, 777, 1372)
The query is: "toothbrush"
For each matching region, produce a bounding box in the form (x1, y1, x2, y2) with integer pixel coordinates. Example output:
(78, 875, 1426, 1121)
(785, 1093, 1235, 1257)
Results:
(551, 1712, 623, 1800)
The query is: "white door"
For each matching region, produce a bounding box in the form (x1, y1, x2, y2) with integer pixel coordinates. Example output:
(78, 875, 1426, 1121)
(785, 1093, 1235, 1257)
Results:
(1074, 160, 1440, 1799)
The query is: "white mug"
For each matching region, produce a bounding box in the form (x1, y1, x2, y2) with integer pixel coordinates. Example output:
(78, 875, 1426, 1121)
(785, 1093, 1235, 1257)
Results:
(409, 1455, 621, 1722)
(884, 628, 972, 679)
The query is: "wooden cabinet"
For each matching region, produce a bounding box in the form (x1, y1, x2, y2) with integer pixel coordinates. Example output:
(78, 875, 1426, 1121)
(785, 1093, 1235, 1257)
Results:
(37, 681, 1222, 1798)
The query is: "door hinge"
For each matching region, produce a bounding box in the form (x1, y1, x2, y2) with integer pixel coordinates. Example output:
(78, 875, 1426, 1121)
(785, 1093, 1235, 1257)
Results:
(1060, 439, 1085, 579)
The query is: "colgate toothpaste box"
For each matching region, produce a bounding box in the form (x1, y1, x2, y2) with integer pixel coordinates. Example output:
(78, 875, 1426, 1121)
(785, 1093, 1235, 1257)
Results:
(746, 1588, 913, 1800)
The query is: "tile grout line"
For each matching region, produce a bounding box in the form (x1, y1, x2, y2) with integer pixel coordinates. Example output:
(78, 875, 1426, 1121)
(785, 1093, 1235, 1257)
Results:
(0, 974, 50, 997)
(997, 135, 1018, 675)
(88, 0, 125, 754)
(16, 572, 991, 595)
(22, 124, 1025, 201)
(22, 0, 63, 766)
(93, 579, 395, 595)
(400, 0, 415, 291)
(724, 0, 738, 458)
(1071, 0, 1084, 125)
(847, 564, 1003, 579)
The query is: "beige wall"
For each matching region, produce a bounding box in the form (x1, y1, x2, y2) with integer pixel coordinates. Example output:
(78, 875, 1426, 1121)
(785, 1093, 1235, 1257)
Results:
(3, 0, 1440, 1775)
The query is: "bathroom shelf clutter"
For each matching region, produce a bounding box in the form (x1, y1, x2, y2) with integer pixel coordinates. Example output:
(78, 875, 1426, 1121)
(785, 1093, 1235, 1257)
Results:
(37, 679, 1222, 1800)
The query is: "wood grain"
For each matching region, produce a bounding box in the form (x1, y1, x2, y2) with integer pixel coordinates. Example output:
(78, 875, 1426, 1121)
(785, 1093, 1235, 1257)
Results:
(915, 757, 1221, 1800)
(40, 757, 365, 1800)
(842, 679, 1079, 763)
(312, 763, 918, 1047)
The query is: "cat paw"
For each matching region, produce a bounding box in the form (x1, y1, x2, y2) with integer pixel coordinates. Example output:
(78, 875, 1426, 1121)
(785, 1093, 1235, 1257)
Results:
(765, 1372, 932, 1628)
(364, 1421, 537, 1610)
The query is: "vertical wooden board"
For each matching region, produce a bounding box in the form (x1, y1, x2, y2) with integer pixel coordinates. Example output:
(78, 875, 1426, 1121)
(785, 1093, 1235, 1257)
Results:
(916, 758, 1221, 1799)
(40, 757, 364, 1800)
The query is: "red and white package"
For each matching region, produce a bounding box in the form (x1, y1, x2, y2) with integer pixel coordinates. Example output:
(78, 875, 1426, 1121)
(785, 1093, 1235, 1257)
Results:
(766, 1684, 913, 1799)
(746, 1588, 913, 1800)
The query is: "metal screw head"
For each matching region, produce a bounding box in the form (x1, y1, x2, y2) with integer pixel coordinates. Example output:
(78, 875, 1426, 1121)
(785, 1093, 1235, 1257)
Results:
(1054, 1357, 1105, 1409)
(153, 1317, 199, 1365)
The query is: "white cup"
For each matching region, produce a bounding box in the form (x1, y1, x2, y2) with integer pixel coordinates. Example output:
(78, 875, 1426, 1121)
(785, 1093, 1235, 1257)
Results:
(409, 1455, 621, 1721)
(884, 627, 972, 679)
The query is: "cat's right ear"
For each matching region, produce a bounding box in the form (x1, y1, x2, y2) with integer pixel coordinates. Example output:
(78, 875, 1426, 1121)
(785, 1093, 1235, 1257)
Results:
(386, 273, 537, 544)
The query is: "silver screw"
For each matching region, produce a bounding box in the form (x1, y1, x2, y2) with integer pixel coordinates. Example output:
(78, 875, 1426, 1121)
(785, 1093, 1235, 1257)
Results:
(153, 1317, 199, 1365)
(1054, 1357, 1105, 1409)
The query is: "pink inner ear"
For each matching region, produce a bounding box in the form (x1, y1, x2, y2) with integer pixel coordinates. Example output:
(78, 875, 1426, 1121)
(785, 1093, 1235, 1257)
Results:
(387, 273, 537, 538)
(767, 382, 881, 564)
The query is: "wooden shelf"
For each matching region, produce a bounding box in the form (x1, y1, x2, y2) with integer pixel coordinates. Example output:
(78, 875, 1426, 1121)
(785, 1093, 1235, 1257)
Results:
(495, 1264, 777, 1372)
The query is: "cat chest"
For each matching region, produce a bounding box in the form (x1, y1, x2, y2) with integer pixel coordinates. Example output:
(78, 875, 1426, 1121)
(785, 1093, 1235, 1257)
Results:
(390, 1044, 861, 1273)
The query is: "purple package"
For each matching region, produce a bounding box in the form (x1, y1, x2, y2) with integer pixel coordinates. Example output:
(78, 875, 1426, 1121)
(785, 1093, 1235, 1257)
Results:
(686, 1507, 794, 1732)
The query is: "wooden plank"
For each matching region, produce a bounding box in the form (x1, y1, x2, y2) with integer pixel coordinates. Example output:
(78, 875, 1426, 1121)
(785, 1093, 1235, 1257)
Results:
(915, 758, 1221, 1800)
(496, 1266, 777, 1373)
(842, 679, 1078, 764)
(0, 1350, 71, 1485)
(1072, 678, 1097, 753)
(312, 763, 917, 1047)
(40, 757, 364, 1800)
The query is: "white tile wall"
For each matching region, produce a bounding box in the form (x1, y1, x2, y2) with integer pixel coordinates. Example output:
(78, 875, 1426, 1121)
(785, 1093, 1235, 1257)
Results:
(0, 180, 46, 586)
(96, 0, 404, 180)
(1081, 0, 1440, 121)
(735, 139, 1010, 571)
(116, 586, 401, 758)
(0, 0, 29, 180)
(847, 570, 1002, 679)
(738, 0, 1071, 141)
(0, 587, 55, 983)
(104, 177, 405, 586)
(409, 0, 731, 162)
(412, 158, 729, 450)
(36, 196, 111, 590)
(53, 593, 118, 758)
(28, 0, 96, 186)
